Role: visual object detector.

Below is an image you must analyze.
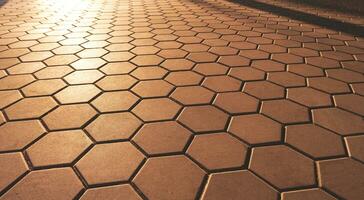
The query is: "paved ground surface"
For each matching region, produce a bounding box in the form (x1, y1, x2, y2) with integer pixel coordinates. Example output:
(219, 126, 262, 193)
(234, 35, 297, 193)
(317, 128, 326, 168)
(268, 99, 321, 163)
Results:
(0, 0, 363, 199)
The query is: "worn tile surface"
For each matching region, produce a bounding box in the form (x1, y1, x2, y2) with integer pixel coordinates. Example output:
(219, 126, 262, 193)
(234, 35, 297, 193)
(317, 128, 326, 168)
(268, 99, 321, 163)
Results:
(0, 0, 363, 199)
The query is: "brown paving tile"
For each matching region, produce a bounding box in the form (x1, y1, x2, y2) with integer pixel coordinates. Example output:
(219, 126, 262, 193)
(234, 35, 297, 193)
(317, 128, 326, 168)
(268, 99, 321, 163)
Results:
(26, 130, 92, 167)
(42, 104, 97, 131)
(287, 63, 324, 77)
(312, 108, 364, 135)
(96, 75, 137, 91)
(345, 135, 364, 162)
(308, 77, 351, 94)
(218, 55, 250, 67)
(267, 71, 306, 87)
(202, 170, 278, 200)
(22, 79, 66, 97)
(261, 99, 309, 124)
(229, 67, 265, 81)
(35, 66, 74, 79)
(165, 71, 203, 86)
(8, 62, 46, 74)
(282, 189, 336, 200)
(342, 61, 364, 73)
(161, 58, 195, 71)
(19, 51, 53, 62)
(326, 68, 364, 83)
(133, 155, 205, 200)
(0, 120, 46, 152)
(55, 85, 101, 104)
(80, 185, 142, 200)
(171, 86, 214, 105)
(187, 52, 218, 63)
(306, 57, 340, 69)
(334, 94, 364, 115)
(131, 55, 164, 66)
(131, 80, 173, 98)
(5, 97, 57, 120)
(64, 70, 104, 85)
(70, 58, 106, 70)
(44, 55, 78, 66)
(1, 168, 83, 199)
(133, 121, 192, 155)
(0, 90, 22, 109)
(178, 105, 228, 133)
(132, 98, 181, 122)
(102, 52, 135, 62)
(86, 112, 142, 142)
(91, 91, 138, 112)
(76, 142, 144, 185)
(318, 158, 364, 200)
(286, 124, 345, 158)
(250, 145, 315, 189)
(100, 62, 136, 75)
(251, 60, 286, 72)
(188, 133, 248, 170)
(0, 153, 28, 192)
(287, 87, 332, 108)
(214, 92, 259, 114)
(202, 75, 242, 92)
(131, 66, 167, 80)
(243, 81, 285, 100)
(0, 75, 35, 90)
(193, 63, 228, 76)
(229, 114, 282, 145)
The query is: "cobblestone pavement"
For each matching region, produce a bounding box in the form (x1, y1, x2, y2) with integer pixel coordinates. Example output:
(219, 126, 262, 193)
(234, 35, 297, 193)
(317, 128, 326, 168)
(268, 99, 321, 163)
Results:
(0, 0, 363, 199)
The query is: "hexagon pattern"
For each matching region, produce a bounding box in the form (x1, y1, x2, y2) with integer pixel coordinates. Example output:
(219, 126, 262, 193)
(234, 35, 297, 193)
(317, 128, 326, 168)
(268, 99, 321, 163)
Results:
(0, 0, 363, 199)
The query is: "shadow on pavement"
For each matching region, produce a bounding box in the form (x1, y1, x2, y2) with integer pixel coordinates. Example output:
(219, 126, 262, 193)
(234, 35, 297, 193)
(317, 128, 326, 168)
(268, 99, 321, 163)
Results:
(192, 0, 364, 37)
(231, 0, 364, 37)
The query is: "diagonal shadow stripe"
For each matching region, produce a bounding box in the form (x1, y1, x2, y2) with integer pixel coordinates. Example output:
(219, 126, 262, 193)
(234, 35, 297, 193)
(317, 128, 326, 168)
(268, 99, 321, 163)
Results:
(231, 0, 364, 37)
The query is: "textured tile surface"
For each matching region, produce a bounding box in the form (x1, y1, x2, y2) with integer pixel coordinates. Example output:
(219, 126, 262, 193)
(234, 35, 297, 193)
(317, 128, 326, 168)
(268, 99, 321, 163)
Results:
(0, 0, 363, 199)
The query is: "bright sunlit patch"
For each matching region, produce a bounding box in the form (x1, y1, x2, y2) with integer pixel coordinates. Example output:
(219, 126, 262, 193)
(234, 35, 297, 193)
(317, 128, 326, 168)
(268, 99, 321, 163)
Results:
(48, 0, 89, 13)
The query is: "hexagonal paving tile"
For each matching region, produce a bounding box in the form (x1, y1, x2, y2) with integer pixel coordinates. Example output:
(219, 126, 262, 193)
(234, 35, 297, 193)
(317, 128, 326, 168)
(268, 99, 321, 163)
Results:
(42, 104, 97, 130)
(202, 170, 278, 200)
(0, 153, 28, 192)
(250, 145, 315, 189)
(171, 86, 215, 105)
(133, 155, 205, 200)
(202, 75, 242, 92)
(26, 130, 92, 167)
(131, 80, 174, 98)
(132, 98, 181, 122)
(261, 99, 310, 124)
(100, 62, 137, 75)
(85, 112, 142, 142)
(286, 124, 345, 158)
(243, 81, 285, 100)
(80, 185, 142, 200)
(229, 114, 282, 144)
(1, 168, 83, 199)
(312, 108, 364, 135)
(5, 97, 57, 120)
(178, 105, 228, 133)
(318, 158, 364, 200)
(76, 142, 144, 185)
(214, 92, 259, 114)
(91, 91, 139, 112)
(161, 58, 194, 71)
(345, 135, 364, 162)
(55, 85, 101, 104)
(71, 58, 106, 70)
(282, 189, 336, 200)
(165, 71, 203, 86)
(187, 133, 248, 170)
(334, 94, 364, 116)
(287, 87, 332, 108)
(0, 75, 35, 90)
(21, 79, 67, 97)
(0, 90, 22, 109)
(96, 75, 137, 91)
(64, 70, 104, 85)
(133, 121, 192, 155)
